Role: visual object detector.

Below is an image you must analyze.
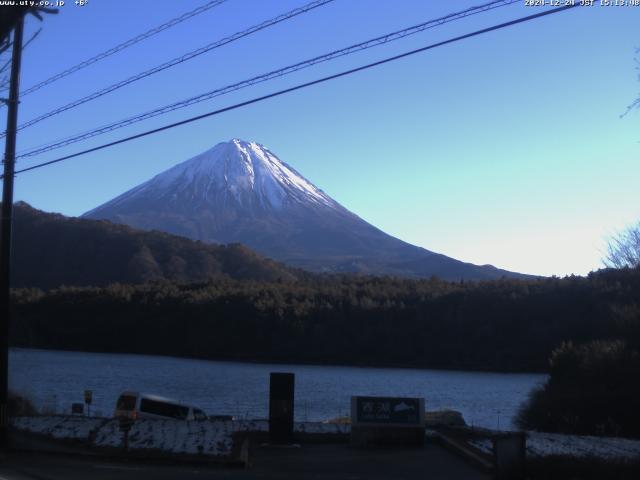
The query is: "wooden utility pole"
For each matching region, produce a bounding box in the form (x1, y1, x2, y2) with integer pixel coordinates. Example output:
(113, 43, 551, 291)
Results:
(0, 14, 24, 451)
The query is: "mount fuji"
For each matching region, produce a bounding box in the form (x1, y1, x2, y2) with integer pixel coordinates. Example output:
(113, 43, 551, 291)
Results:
(83, 139, 527, 280)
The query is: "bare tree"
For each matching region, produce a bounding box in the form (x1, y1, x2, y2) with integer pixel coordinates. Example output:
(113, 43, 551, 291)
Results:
(605, 222, 640, 269)
(621, 47, 640, 117)
(0, 28, 40, 95)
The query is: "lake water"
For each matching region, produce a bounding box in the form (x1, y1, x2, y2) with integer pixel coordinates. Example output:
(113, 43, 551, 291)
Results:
(9, 348, 546, 430)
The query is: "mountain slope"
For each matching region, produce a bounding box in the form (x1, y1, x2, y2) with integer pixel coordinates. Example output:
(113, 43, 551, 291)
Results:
(84, 139, 529, 280)
(11, 202, 298, 289)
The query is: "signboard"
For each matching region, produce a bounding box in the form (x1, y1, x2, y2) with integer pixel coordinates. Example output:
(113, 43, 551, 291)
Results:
(351, 396, 424, 426)
(84, 390, 92, 405)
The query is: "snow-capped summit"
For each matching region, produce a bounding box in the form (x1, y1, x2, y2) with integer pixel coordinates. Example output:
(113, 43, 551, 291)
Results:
(85, 139, 338, 216)
(84, 139, 528, 280)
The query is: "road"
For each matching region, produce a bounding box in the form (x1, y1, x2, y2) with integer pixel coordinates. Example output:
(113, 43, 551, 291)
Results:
(0, 443, 490, 480)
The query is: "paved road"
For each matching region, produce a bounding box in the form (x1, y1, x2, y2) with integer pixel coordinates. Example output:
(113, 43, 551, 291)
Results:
(0, 444, 490, 480)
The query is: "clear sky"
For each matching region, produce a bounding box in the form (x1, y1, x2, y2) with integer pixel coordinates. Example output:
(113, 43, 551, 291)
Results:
(4, 0, 639, 277)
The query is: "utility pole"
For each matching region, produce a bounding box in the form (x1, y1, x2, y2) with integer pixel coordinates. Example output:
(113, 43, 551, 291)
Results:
(0, 15, 24, 451)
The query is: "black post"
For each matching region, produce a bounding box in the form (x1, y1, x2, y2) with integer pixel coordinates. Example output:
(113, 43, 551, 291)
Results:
(268, 372, 294, 444)
(118, 416, 134, 451)
(0, 16, 24, 450)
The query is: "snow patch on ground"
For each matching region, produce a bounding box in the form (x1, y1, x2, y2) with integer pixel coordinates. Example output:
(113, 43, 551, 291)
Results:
(17, 416, 639, 462)
(11, 416, 351, 458)
(231, 419, 350, 435)
(93, 418, 234, 456)
(526, 432, 640, 460)
(295, 422, 350, 435)
(11, 416, 234, 457)
(469, 432, 640, 461)
(11, 416, 106, 441)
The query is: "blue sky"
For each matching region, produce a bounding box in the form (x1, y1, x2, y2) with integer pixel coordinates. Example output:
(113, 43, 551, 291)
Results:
(5, 0, 640, 277)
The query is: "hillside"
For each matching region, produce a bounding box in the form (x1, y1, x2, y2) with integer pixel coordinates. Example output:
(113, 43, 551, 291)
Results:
(10, 202, 298, 289)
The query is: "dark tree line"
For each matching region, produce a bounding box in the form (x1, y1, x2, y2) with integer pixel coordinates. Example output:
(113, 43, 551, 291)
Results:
(10, 266, 640, 373)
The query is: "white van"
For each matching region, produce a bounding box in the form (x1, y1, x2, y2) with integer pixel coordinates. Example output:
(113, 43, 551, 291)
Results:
(114, 391, 208, 421)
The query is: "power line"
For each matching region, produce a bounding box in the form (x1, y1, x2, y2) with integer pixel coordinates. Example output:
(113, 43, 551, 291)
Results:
(0, 28, 41, 92)
(7, 3, 579, 178)
(3, 0, 336, 138)
(19, 0, 229, 97)
(16, 0, 519, 160)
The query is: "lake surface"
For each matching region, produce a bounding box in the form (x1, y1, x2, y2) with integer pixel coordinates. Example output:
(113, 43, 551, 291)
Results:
(10, 348, 546, 429)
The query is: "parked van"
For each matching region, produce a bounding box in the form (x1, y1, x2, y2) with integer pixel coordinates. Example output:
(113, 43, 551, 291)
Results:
(114, 391, 208, 421)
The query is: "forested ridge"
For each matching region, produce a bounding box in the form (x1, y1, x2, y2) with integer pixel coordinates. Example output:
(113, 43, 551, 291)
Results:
(8, 202, 640, 373)
(11, 267, 640, 372)
(10, 202, 300, 288)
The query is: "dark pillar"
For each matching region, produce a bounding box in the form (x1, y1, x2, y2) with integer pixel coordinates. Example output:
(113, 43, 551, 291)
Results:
(268, 372, 294, 444)
(0, 15, 24, 451)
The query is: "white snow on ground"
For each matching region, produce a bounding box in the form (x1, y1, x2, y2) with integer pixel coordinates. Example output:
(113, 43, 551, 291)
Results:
(468, 438, 494, 456)
(15, 414, 640, 462)
(11, 416, 351, 458)
(526, 432, 640, 460)
(93, 419, 234, 456)
(17, 416, 639, 461)
(469, 432, 640, 461)
(294, 422, 350, 435)
(11, 416, 106, 440)
(232, 419, 350, 435)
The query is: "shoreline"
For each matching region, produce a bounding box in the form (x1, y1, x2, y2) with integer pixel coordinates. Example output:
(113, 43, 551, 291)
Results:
(10, 346, 548, 376)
